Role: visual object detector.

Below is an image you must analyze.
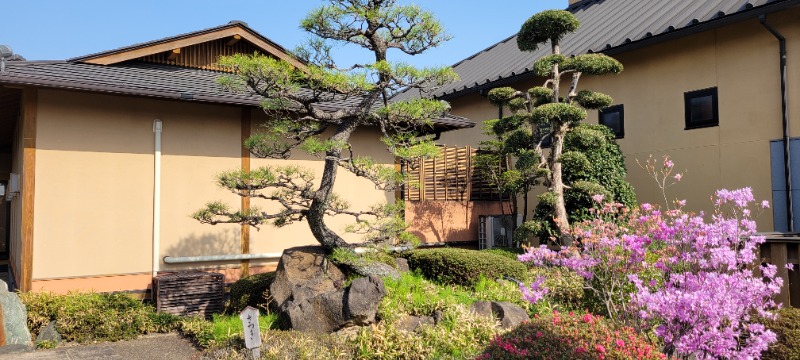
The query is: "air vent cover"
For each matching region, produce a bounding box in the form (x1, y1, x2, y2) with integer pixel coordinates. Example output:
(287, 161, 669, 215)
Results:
(153, 271, 224, 318)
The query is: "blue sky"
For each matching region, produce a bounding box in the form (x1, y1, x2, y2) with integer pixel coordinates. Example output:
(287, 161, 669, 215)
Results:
(4, 0, 565, 68)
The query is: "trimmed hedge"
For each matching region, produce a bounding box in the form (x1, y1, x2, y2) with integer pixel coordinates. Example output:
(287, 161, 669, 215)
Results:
(761, 307, 800, 360)
(226, 271, 275, 314)
(405, 248, 527, 286)
(481, 247, 525, 261)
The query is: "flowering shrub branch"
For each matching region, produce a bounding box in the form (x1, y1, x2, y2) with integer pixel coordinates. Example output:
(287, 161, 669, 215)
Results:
(517, 156, 782, 359)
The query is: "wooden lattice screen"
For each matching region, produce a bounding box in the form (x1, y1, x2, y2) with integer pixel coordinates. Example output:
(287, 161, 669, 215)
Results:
(137, 38, 263, 72)
(403, 146, 505, 201)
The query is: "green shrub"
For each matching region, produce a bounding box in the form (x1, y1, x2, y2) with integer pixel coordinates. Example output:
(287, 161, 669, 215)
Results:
(761, 307, 800, 360)
(20, 291, 179, 343)
(179, 316, 216, 348)
(527, 266, 584, 309)
(227, 271, 275, 314)
(481, 247, 525, 261)
(357, 304, 501, 360)
(478, 311, 663, 359)
(405, 248, 527, 286)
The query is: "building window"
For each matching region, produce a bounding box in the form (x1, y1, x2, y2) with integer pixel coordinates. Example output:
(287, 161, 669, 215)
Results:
(684, 87, 718, 129)
(599, 104, 624, 138)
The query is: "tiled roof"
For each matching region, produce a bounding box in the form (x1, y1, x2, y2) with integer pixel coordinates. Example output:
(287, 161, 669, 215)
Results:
(396, 0, 799, 101)
(0, 61, 473, 129)
(69, 21, 294, 64)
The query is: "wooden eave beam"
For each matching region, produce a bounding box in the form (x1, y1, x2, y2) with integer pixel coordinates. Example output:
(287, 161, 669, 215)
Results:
(80, 27, 306, 70)
(166, 48, 181, 61)
(227, 35, 242, 46)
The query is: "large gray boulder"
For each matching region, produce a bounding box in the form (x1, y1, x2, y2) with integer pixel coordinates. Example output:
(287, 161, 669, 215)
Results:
(345, 275, 386, 325)
(270, 246, 346, 308)
(0, 290, 32, 351)
(283, 289, 348, 333)
(270, 246, 388, 333)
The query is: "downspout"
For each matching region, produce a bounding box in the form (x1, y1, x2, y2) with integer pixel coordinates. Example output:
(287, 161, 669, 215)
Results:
(153, 119, 163, 277)
(760, 15, 793, 232)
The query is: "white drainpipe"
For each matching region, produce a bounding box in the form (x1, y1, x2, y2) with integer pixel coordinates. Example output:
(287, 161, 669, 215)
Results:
(153, 119, 163, 278)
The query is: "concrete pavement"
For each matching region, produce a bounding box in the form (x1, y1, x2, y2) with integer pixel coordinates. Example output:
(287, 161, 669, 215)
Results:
(0, 333, 202, 360)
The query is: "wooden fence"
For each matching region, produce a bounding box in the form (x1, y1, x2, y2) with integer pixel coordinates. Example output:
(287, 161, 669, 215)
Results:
(403, 146, 504, 202)
(761, 234, 800, 307)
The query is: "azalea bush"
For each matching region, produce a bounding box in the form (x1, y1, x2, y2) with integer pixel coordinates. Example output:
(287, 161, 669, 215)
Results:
(478, 311, 664, 360)
(517, 156, 783, 359)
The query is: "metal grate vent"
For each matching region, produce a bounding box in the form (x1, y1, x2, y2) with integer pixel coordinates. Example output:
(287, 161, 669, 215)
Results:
(153, 271, 224, 318)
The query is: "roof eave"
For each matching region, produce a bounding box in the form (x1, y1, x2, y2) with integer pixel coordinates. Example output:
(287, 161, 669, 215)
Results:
(0, 75, 475, 130)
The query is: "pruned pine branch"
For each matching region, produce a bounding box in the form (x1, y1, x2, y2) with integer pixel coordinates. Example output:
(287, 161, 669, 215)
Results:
(301, 0, 450, 58)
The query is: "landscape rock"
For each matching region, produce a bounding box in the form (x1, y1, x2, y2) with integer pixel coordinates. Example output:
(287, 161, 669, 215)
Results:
(394, 258, 410, 272)
(284, 289, 348, 333)
(470, 300, 530, 329)
(469, 300, 494, 319)
(269, 246, 346, 308)
(35, 320, 61, 346)
(270, 246, 388, 333)
(0, 292, 32, 349)
(332, 325, 362, 340)
(345, 275, 386, 325)
(350, 261, 400, 280)
(491, 302, 530, 329)
(432, 309, 444, 324)
(395, 315, 434, 333)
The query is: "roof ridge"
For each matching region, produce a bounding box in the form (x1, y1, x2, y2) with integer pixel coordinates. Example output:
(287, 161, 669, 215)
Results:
(67, 21, 299, 65)
(566, 0, 603, 11)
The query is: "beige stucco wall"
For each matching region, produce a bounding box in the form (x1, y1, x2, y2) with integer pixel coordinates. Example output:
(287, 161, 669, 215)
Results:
(443, 9, 800, 231)
(32, 89, 394, 282)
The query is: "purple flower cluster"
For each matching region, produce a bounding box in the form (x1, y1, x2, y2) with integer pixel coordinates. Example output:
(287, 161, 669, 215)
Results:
(518, 187, 781, 359)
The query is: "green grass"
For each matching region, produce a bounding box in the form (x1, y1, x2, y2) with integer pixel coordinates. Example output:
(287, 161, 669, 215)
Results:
(179, 312, 279, 349)
(210, 313, 279, 341)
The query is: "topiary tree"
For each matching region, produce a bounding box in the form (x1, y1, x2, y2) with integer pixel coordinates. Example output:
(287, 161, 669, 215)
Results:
(485, 10, 624, 241)
(528, 123, 635, 240)
(192, 0, 457, 255)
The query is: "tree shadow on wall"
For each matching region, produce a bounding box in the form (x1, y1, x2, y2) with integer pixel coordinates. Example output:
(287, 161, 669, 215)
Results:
(406, 201, 472, 243)
(162, 227, 242, 272)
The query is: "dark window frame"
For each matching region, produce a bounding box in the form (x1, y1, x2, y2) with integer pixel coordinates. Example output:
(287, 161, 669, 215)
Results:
(599, 104, 625, 139)
(684, 87, 719, 130)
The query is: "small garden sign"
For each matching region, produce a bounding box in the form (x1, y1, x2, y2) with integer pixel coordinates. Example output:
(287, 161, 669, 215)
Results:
(239, 306, 261, 358)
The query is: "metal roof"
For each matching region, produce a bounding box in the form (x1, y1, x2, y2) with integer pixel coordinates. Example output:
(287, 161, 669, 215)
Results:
(396, 0, 800, 101)
(0, 61, 473, 129)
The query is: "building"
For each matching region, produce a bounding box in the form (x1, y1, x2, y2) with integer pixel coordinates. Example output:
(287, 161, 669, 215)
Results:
(0, 21, 473, 294)
(400, 0, 800, 234)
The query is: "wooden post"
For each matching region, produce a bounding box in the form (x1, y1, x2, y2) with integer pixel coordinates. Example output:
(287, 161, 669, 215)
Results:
(773, 242, 790, 306)
(20, 88, 36, 292)
(240, 107, 252, 278)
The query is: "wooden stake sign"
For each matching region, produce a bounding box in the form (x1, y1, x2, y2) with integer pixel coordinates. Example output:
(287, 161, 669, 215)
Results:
(239, 306, 262, 359)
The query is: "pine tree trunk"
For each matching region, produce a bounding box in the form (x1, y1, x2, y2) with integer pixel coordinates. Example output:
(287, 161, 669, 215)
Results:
(307, 119, 358, 250)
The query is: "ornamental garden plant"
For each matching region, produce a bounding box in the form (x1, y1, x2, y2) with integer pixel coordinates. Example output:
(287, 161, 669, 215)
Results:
(517, 156, 783, 359)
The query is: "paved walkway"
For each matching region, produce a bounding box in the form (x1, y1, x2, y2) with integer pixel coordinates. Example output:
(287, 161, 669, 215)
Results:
(0, 333, 203, 360)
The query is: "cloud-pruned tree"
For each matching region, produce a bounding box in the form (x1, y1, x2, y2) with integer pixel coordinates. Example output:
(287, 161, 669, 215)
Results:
(192, 0, 457, 253)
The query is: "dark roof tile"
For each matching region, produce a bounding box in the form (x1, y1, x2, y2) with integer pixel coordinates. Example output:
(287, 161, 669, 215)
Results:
(0, 61, 473, 129)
